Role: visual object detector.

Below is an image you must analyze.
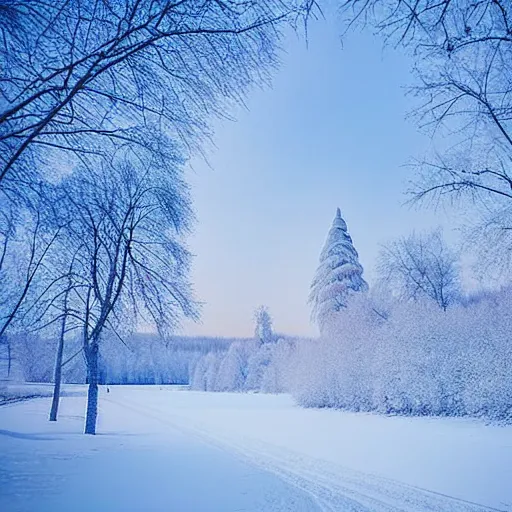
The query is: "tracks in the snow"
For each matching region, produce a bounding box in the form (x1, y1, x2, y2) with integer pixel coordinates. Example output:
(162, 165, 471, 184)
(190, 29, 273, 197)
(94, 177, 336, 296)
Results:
(103, 394, 505, 512)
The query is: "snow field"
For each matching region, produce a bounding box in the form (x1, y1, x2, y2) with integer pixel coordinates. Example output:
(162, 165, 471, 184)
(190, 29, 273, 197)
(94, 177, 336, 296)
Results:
(1, 386, 511, 511)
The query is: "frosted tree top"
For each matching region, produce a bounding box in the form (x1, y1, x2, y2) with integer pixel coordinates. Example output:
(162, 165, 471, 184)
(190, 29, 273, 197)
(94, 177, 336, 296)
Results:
(310, 208, 368, 330)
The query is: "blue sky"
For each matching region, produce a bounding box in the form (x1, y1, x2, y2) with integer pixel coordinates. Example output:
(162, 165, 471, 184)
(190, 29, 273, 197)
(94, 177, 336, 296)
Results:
(182, 15, 463, 338)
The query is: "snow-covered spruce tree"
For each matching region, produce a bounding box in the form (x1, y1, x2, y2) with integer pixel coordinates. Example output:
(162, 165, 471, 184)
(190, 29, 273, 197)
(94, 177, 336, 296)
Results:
(254, 306, 273, 344)
(309, 208, 368, 331)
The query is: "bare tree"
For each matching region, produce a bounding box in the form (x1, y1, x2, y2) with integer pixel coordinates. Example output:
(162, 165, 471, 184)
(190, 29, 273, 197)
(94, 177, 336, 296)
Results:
(0, 203, 16, 377)
(50, 144, 197, 434)
(341, 1, 512, 263)
(342, 0, 512, 51)
(467, 204, 512, 278)
(0, 2, 319, 375)
(0, 199, 62, 342)
(48, 270, 76, 422)
(378, 230, 460, 310)
(0, 0, 315, 189)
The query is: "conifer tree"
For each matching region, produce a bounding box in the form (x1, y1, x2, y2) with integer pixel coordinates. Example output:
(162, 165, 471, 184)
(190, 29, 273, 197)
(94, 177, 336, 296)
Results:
(309, 208, 368, 331)
(254, 306, 273, 344)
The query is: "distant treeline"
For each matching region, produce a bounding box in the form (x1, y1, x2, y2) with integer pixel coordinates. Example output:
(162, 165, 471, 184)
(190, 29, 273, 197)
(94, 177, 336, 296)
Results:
(4, 333, 251, 385)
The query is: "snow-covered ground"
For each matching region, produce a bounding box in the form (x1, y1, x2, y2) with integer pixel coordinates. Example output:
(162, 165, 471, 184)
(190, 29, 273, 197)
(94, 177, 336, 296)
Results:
(1, 382, 59, 403)
(1, 386, 511, 512)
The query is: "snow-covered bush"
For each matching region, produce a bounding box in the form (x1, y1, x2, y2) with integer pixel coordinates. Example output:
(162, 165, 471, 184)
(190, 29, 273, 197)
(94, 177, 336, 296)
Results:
(260, 339, 297, 393)
(214, 341, 253, 391)
(293, 289, 512, 421)
(190, 336, 301, 394)
(244, 343, 273, 391)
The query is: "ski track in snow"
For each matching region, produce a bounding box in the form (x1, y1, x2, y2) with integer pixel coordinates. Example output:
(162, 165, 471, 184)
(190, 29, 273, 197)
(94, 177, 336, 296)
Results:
(104, 394, 505, 512)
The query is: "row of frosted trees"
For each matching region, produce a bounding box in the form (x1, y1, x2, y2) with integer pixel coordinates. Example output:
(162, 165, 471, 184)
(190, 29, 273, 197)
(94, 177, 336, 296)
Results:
(193, 208, 511, 422)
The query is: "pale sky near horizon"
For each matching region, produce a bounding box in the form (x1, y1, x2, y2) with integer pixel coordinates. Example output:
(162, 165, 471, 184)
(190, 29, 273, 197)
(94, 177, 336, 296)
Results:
(181, 15, 467, 339)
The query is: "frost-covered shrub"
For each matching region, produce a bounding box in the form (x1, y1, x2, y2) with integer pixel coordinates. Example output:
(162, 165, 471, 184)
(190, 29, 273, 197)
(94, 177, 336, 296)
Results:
(204, 352, 223, 391)
(190, 337, 302, 394)
(244, 343, 273, 391)
(215, 342, 253, 391)
(190, 354, 209, 391)
(260, 339, 297, 393)
(292, 289, 512, 421)
(292, 337, 336, 407)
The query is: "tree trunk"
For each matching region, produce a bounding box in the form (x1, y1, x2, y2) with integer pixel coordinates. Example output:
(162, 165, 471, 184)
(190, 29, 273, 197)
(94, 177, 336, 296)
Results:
(49, 312, 67, 421)
(84, 341, 99, 434)
(6, 338, 11, 378)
